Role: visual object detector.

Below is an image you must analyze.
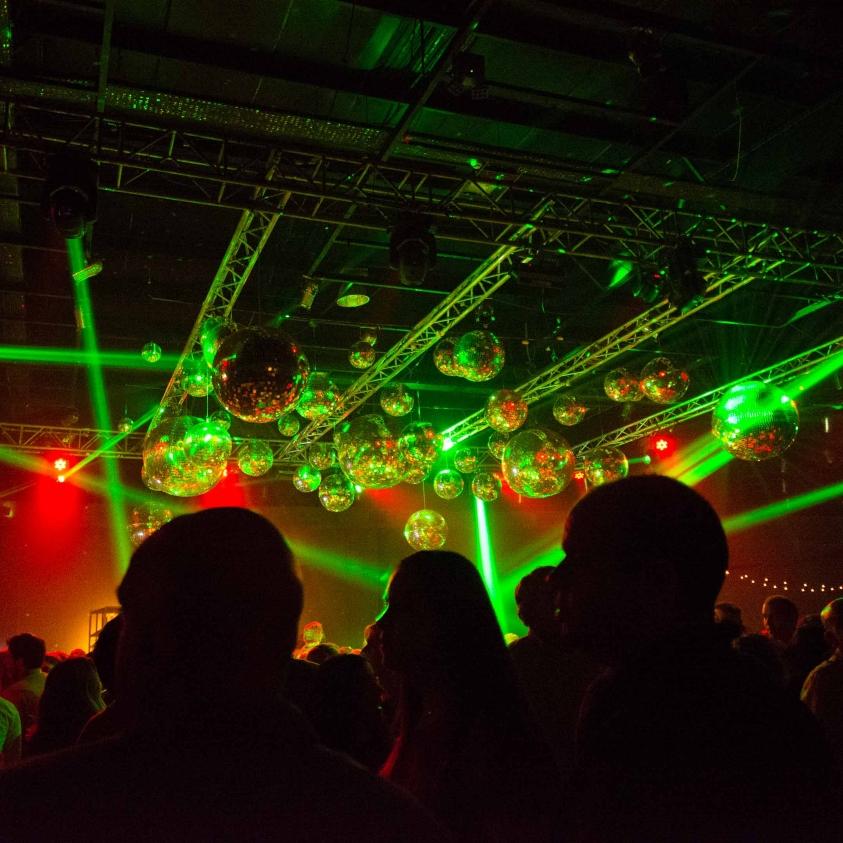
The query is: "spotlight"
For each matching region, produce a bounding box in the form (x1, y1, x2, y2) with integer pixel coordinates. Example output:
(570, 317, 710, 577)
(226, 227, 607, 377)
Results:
(666, 238, 706, 311)
(298, 279, 319, 311)
(390, 215, 436, 287)
(53, 457, 69, 472)
(647, 431, 677, 459)
(630, 265, 665, 304)
(335, 283, 370, 309)
(41, 151, 98, 240)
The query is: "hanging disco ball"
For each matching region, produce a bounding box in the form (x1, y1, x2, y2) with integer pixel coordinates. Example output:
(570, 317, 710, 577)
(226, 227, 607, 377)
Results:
(583, 447, 629, 487)
(181, 354, 214, 397)
(488, 431, 508, 460)
(433, 337, 462, 377)
(117, 417, 134, 434)
(453, 448, 478, 474)
(200, 317, 235, 369)
(485, 389, 529, 433)
(712, 381, 799, 461)
(297, 372, 340, 421)
(604, 367, 643, 402)
(359, 327, 378, 347)
(127, 503, 174, 548)
(308, 442, 337, 470)
(238, 439, 274, 477)
(552, 393, 588, 426)
(402, 461, 431, 485)
(213, 326, 310, 423)
(209, 409, 232, 430)
(379, 383, 414, 417)
(471, 471, 501, 502)
(404, 509, 448, 550)
(349, 341, 376, 370)
(433, 468, 464, 499)
(141, 341, 162, 363)
(640, 357, 690, 404)
(318, 470, 356, 512)
(293, 464, 321, 493)
(455, 330, 505, 382)
(398, 421, 443, 468)
(501, 428, 575, 498)
(277, 413, 300, 438)
(333, 414, 402, 489)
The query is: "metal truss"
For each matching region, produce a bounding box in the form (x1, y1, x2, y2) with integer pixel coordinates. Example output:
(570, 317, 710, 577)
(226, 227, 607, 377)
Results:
(572, 334, 843, 456)
(1, 90, 842, 276)
(0, 422, 146, 459)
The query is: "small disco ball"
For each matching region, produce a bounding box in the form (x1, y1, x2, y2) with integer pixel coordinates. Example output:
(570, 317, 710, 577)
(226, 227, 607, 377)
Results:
(293, 464, 321, 493)
(210, 409, 232, 430)
(359, 327, 378, 347)
(297, 372, 340, 421)
(398, 421, 443, 467)
(433, 337, 462, 377)
(604, 367, 643, 402)
(127, 504, 174, 548)
(213, 326, 310, 423)
(308, 442, 336, 470)
(117, 417, 134, 434)
(349, 341, 376, 370)
(455, 330, 505, 382)
(402, 461, 431, 485)
(488, 431, 508, 459)
(318, 470, 356, 512)
(333, 414, 402, 489)
(712, 381, 799, 461)
(277, 413, 300, 437)
(238, 439, 274, 477)
(453, 448, 478, 474)
(181, 354, 214, 397)
(502, 428, 575, 498)
(433, 468, 464, 499)
(472, 471, 501, 502)
(552, 393, 588, 426)
(200, 317, 235, 369)
(404, 509, 448, 550)
(640, 357, 690, 404)
(379, 383, 414, 417)
(583, 447, 629, 487)
(485, 389, 529, 433)
(141, 341, 162, 364)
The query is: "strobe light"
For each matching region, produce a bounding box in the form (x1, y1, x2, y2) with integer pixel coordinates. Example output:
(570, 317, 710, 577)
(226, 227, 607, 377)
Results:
(41, 151, 98, 240)
(390, 215, 437, 287)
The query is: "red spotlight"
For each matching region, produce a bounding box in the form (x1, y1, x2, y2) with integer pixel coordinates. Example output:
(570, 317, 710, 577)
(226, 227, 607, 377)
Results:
(648, 431, 676, 459)
(53, 457, 69, 472)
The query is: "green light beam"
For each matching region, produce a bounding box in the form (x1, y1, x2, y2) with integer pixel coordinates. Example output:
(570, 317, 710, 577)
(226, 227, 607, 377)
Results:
(0, 345, 180, 370)
(64, 408, 156, 479)
(474, 497, 505, 627)
(287, 540, 389, 590)
(723, 480, 843, 535)
(68, 238, 132, 571)
(677, 449, 733, 487)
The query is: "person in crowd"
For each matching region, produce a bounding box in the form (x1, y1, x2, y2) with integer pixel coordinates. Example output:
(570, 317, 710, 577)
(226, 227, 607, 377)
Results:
(551, 475, 833, 842)
(0, 695, 21, 768)
(1, 634, 46, 739)
(0, 508, 444, 842)
(762, 594, 799, 649)
(308, 653, 390, 771)
(293, 620, 325, 659)
(0, 648, 15, 690)
(714, 601, 744, 640)
(27, 657, 105, 757)
(43, 651, 68, 673)
(78, 614, 125, 744)
(509, 566, 600, 777)
(732, 632, 785, 686)
(305, 642, 340, 665)
(801, 598, 843, 766)
(377, 549, 561, 842)
(786, 615, 830, 699)
(361, 621, 399, 729)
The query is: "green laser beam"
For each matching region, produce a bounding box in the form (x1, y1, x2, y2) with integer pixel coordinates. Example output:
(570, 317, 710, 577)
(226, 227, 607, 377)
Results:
(0, 345, 180, 370)
(287, 539, 389, 590)
(64, 408, 156, 479)
(474, 497, 504, 627)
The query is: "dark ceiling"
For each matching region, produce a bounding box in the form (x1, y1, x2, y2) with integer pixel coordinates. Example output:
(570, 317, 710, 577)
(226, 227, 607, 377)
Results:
(0, 0, 842, 473)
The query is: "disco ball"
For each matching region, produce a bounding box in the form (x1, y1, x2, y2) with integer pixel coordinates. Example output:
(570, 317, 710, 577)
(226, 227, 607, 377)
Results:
(293, 464, 321, 493)
(453, 448, 478, 474)
(349, 341, 376, 370)
(455, 330, 505, 382)
(402, 461, 431, 485)
(583, 447, 629, 487)
(181, 354, 214, 397)
(308, 442, 336, 470)
(398, 421, 443, 468)
(141, 342, 162, 364)
(604, 367, 643, 402)
(552, 393, 588, 426)
(472, 471, 501, 502)
(380, 383, 414, 417)
(333, 414, 402, 489)
(277, 413, 300, 437)
(238, 439, 274, 477)
(297, 372, 340, 421)
(640, 357, 690, 405)
(485, 389, 529, 433)
(213, 326, 310, 423)
(433, 337, 462, 377)
(359, 327, 378, 347)
(404, 509, 448, 550)
(209, 409, 232, 430)
(318, 470, 356, 512)
(200, 317, 235, 369)
(127, 504, 174, 548)
(488, 431, 508, 459)
(181, 420, 232, 475)
(433, 468, 464, 499)
(712, 382, 799, 461)
(117, 417, 134, 434)
(501, 428, 575, 498)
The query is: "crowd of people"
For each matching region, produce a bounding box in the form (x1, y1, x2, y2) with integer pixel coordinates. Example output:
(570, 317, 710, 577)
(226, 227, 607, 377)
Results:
(0, 475, 841, 840)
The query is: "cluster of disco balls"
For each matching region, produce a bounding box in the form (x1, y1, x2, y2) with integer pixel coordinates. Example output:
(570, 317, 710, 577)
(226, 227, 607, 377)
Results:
(127, 503, 174, 548)
(348, 328, 378, 370)
(604, 357, 690, 405)
(433, 330, 505, 382)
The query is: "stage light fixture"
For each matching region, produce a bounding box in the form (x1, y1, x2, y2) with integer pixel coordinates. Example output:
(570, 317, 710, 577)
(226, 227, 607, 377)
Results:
(648, 431, 677, 459)
(390, 215, 437, 287)
(666, 238, 706, 311)
(53, 457, 69, 472)
(298, 279, 319, 311)
(335, 283, 370, 309)
(630, 265, 665, 304)
(41, 151, 98, 240)
(446, 53, 488, 99)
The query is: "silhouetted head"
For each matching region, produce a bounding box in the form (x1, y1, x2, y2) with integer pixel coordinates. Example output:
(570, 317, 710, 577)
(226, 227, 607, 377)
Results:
(302, 621, 325, 646)
(91, 614, 123, 697)
(762, 595, 799, 645)
(6, 633, 46, 677)
(116, 507, 302, 722)
(305, 643, 340, 665)
(820, 597, 843, 650)
(552, 476, 728, 661)
(34, 656, 104, 746)
(515, 566, 557, 639)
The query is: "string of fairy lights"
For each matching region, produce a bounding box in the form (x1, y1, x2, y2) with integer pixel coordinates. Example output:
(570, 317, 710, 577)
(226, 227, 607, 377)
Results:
(725, 570, 843, 595)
